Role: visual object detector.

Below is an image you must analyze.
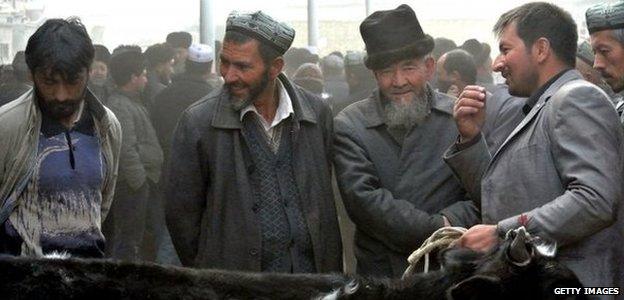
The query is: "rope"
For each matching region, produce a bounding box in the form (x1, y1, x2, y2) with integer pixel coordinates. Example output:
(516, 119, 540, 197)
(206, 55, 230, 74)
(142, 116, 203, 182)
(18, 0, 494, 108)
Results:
(401, 226, 467, 279)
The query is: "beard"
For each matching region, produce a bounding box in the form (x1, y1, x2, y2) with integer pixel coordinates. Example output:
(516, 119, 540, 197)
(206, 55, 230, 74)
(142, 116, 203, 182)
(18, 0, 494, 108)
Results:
(383, 89, 431, 130)
(505, 67, 539, 97)
(36, 86, 85, 121)
(228, 69, 270, 111)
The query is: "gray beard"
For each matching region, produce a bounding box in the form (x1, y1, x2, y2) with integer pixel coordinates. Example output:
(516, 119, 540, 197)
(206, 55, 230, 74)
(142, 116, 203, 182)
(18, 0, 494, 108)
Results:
(383, 91, 431, 130)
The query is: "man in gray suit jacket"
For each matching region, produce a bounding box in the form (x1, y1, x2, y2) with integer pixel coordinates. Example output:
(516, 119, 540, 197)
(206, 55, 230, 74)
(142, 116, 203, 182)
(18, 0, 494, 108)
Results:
(444, 2, 624, 291)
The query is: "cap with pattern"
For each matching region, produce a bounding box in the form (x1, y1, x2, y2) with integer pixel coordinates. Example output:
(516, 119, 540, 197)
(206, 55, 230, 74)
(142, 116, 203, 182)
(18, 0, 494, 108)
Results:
(226, 10, 295, 55)
(188, 43, 214, 63)
(586, 1, 624, 34)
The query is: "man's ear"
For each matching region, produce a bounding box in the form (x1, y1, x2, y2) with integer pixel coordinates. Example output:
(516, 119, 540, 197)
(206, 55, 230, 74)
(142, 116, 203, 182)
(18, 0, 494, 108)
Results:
(447, 275, 503, 300)
(532, 37, 551, 64)
(269, 57, 284, 80)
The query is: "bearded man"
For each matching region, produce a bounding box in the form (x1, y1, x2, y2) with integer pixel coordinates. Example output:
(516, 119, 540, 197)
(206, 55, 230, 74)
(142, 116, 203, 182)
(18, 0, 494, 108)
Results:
(332, 4, 480, 278)
(0, 18, 122, 258)
(164, 10, 342, 273)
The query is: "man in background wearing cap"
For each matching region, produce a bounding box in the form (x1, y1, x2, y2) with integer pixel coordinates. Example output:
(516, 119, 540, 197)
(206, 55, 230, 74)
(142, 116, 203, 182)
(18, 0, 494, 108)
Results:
(446, 2, 623, 290)
(166, 31, 193, 75)
(151, 44, 216, 162)
(576, 40, 616, 99)
(164, 10, 342, 273)
(331, 51, 375, 117)
(587, 1, 624, 127)
(333, 4, 479, 278)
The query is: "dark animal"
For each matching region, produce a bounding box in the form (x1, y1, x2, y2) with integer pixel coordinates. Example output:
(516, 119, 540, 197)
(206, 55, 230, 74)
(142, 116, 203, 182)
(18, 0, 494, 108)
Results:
(321, 227, 586, 300)
(0, 228, 584, 299)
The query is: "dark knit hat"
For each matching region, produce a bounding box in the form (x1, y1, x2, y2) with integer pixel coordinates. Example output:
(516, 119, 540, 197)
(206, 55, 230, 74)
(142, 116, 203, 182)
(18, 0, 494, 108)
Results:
(166, 31, 192, 49)
(226, 10, 295, 55)
(586, 1, 624, 34)
(359, 4, 434, 70)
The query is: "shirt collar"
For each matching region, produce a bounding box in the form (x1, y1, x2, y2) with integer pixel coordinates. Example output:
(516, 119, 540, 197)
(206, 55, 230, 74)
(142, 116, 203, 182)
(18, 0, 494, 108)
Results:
(239, 79, 294, 129)
(522, 69, 571, 115)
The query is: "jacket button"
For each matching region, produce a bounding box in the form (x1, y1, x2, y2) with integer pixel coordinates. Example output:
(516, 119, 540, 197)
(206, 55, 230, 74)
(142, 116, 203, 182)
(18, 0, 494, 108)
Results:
(249, 248, 258, 256)
(252, 203, 260, 212)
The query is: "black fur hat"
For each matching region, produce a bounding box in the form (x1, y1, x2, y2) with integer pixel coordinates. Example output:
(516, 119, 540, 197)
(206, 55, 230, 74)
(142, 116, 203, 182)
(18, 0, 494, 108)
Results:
(360, 4, 434, 70)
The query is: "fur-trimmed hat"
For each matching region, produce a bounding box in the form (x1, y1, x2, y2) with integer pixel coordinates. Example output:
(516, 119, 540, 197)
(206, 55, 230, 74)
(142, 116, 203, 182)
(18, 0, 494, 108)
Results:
(360, 4, 434, 70)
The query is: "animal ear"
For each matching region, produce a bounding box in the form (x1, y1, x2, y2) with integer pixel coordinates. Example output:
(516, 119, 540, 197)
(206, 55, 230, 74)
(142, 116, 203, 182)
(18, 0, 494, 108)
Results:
(446, 275, 502, 300)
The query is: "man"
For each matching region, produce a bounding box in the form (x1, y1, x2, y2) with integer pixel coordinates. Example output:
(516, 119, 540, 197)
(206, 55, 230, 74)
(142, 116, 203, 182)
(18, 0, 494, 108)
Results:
(143, 43, 175, 109)
(331, 51, 375, 117)
(88, 44, 112, 104)
(292, 62, 324, 97)
(436, 49, 477, 98)
(166, 31, 193, 75)
(333, 5, 479, 278)
(165, 10, 342, 273)
(321, 54, 349, 102)
(575, 40, 615, 97)
(586, 1, 624, 126)
(107, 50, 164, 262)
(0, 18, 121, 257)
(151, 43, 216, 163)
(0, 51, 32, 107)
(461, 39, 494, 90)
(445, 2, 624, 290)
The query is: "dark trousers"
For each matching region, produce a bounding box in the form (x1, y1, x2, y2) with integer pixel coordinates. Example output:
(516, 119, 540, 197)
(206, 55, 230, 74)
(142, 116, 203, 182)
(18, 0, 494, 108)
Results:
(109, 180, 149, 262)
(140, 183, 165, 262)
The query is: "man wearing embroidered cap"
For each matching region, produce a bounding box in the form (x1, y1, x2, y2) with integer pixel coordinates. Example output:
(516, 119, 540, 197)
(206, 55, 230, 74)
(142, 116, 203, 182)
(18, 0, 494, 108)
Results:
(333, 4, 480, 278)
(151, 43, 217, 160)
(164, 10, 342, 273)
(587, 1, 624, 126)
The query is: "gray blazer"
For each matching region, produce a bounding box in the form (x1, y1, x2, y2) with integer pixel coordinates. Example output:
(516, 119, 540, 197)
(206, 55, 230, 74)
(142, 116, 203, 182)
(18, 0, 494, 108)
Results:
(444, 70, 624, 290)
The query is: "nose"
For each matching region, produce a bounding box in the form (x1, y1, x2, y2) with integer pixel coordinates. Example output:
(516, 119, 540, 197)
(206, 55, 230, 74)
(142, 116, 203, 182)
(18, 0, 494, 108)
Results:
(391, 69, 408, 87)
(54, 84, 71, 102)
(492, 55, 505, 73)
(221, 65, 239, 84)
(593, 54, 606, 71)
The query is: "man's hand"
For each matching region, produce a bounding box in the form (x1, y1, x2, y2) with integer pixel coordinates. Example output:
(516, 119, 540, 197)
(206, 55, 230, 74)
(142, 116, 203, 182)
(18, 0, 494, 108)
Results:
(453, 85, 487, 142)
(456, 224, 499, 252)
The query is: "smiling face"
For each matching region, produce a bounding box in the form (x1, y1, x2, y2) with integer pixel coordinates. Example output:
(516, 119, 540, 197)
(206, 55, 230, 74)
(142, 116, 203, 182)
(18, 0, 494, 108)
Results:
(219, 39, 271, 108)
(590, 29, 624, 93)
(373, 56, 433, 105)
(492, 22, 539, 97)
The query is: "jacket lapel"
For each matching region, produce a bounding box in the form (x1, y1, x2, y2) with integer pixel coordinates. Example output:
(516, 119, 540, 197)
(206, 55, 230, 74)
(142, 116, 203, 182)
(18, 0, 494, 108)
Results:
(491, 70, 583, 160)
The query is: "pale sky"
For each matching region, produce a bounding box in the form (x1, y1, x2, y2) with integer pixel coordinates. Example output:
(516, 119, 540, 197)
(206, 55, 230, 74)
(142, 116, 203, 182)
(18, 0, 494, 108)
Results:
(14, 0, 607, 54)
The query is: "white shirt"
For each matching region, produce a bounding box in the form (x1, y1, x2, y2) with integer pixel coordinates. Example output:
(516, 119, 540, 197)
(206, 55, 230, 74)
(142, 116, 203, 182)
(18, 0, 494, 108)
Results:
(240, 80, 294, 139)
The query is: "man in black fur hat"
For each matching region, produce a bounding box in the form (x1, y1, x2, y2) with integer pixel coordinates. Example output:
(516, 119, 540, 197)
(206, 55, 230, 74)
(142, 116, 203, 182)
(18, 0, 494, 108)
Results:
(333, 4, 479, 278)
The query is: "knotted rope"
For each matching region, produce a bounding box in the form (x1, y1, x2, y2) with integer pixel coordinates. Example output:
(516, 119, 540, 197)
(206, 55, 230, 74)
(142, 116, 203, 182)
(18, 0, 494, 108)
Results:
(401, 226, 467, 279)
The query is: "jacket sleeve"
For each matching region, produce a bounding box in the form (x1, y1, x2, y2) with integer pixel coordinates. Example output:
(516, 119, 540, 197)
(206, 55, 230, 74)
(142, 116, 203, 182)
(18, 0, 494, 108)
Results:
(497, 84, 624, 246)
(100, 109, 122, 221)
(164, 110, 207, 267)
(333, 116, 464, 253)
(108, 103, 147, 190)
(443, 134, 492, 207)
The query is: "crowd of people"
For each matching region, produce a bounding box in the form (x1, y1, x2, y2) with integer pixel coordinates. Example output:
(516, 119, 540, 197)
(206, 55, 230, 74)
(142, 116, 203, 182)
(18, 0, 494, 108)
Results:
(1, 1, 624, 297)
